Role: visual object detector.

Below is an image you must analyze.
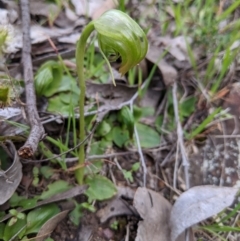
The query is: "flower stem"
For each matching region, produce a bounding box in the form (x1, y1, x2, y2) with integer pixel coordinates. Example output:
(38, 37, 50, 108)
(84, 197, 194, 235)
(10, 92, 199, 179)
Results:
(75, 22, 95, 185)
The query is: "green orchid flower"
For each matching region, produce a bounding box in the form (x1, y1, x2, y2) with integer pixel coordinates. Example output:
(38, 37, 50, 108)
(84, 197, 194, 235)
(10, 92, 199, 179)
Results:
(75, 9, 148, 185)
(94, 9, 148, 75)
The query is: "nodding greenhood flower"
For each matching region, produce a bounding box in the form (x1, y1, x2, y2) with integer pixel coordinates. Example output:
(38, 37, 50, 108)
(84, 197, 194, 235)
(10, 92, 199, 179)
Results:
(93, 9, 148, 75)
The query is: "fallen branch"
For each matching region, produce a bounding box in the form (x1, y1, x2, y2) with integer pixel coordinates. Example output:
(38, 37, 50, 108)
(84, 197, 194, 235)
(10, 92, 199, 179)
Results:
(18, 0, 44, 158)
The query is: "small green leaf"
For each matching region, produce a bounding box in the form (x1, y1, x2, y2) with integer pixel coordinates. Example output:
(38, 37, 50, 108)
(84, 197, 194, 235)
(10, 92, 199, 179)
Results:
(0, 223, 5, 239)
(8, 217, 18, 226)
(180, 96, 196, 118)
(135, 123, 160, 148)
(122, 170, 133, 182)
(25, 204, 60, 234)
(39, 180, 72, 200)
(112, 126, 129, 148)
(9, 193, 26, 208)
(4, 216, 27, 241)
(118, 106, 135, 138)
(47, 92, 79, 115)
(9, 209, 18, 216)
(69, 202, 83, 226)
(40, 166, 55, 179)
(81, 202, 96, 212)
(188, 107, 221, 139)
(131, 162, 140, 172)
(35, 61, 62, 97)
(17, 213, 25, 220)
(85, 175, 117, 202)
(18, 198, 38, 209)
(96, 120, 111, 137)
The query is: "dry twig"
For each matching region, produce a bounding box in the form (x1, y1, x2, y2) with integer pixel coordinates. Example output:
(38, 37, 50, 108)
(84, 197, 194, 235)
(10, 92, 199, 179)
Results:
(18, 0, 45, 158)
(172, 82, 190, 189)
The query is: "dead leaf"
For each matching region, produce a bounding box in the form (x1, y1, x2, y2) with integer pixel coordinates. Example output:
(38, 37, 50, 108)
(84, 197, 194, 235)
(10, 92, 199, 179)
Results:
(29, 0, 60, 19)
(71, 0, 116, 19)
(97, 186, 136, 223)
(133, 187, 172, 241)
(97, 197, 135, 223)
(35, 210, 69, 241)
(146, 45, 177, 86)
(170, 185, 238, 241)
(92, 0, 117, 20)
(0, 107, 27, 136)
(156, 36, 192, 61)
(0, 141, 22, 205)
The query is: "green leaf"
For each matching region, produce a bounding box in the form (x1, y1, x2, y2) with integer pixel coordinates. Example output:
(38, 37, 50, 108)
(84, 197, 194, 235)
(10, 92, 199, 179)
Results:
(39, 180, 72, 200)
(3, 216, 27, 241)
(180, 96, 196, 118)
(44, 238, 54, 241)
(131, 162, 140, 172)
(25, 204, 60, 234)
(85, 175, 117, 202)
(94, 9, 148, 75)
(135, 123, 160, 148)
(57, 75, 80, 94)
(69, 202, 83, 226)
(40, 166, 55, 179)
(188, 107, 221, 139)
(9, 193, 26, 208)
(0, 223, 5, 239)
(118, 106, 135, 138)
(18, 198, 38, 209)
(47, 93, 78, 115)
(112, 126, 129, 148)
(35, 61, 62, 97)
(122, 170, 133, 182)
(96, 120, 111, 137)
(81, 202, 96, 212)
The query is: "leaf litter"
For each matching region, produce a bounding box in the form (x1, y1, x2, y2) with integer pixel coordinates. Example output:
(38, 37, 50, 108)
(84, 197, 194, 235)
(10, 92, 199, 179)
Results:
(1, 0, 240, 240)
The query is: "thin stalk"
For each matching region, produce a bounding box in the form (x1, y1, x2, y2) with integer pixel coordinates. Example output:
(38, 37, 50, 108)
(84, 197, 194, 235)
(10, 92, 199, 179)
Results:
(75, 22, 95, 185)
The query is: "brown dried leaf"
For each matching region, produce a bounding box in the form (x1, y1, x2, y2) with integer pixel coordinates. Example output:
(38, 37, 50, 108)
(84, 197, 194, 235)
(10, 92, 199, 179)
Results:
(170, 185, 238, 241)
(0, 141, 22, 205)
(71, 0, 117, 19)
(35, 210, 69, 241)
(96, 186, 136, 223)
(92, 0, 117, 20)
(146, 45, 177, 86)
(133, 187, 172, 241)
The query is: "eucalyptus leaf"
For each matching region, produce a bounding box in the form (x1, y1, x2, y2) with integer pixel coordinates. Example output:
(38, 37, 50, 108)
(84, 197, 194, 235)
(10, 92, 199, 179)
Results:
(85, 175, 117, 202)
(35, 210, 69, 241)
(170, 186, 238, 241)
